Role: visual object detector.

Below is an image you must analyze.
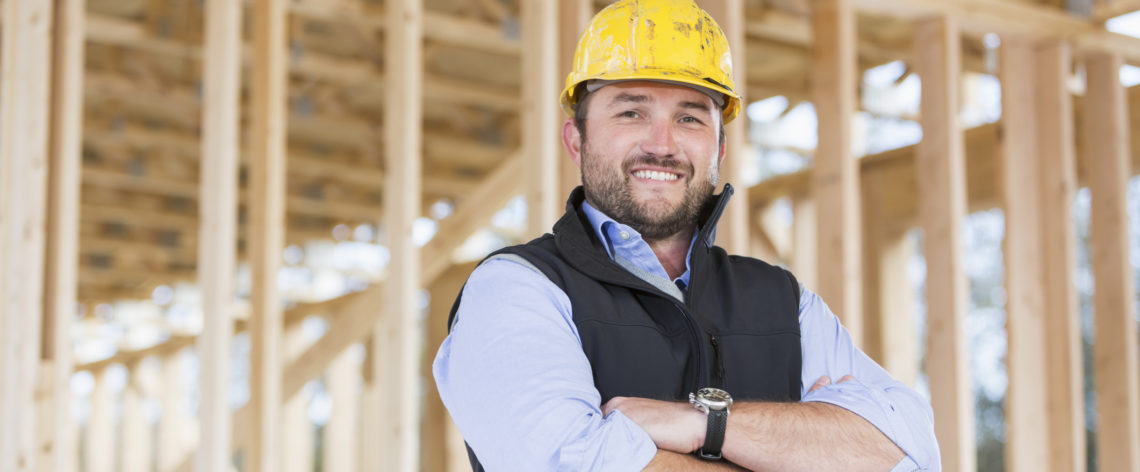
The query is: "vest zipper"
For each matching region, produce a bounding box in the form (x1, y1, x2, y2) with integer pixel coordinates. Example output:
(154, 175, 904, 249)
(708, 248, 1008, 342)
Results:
(670, 300, 705, 393)
(710, 334, 726, 389)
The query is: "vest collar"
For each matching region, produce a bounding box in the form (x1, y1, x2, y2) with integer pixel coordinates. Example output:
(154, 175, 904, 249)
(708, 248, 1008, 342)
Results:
(555, 183, 735, 252)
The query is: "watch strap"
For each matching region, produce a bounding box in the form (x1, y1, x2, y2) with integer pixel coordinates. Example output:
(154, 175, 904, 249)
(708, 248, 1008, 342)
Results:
(698, 409, 727, 460)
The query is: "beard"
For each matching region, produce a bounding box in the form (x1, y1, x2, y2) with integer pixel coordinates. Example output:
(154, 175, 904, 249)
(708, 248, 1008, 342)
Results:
(579, 142, 718, 241)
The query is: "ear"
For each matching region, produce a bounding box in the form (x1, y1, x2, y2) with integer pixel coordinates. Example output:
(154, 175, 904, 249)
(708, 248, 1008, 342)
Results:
(562, 117, 584, 168)
(717, 132, 727, 165)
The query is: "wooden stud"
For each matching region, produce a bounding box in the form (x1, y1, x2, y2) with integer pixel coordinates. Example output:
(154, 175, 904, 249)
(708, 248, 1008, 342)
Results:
(84, 369, 114, 472)
(914, 17, 974, 472)
(523, 0, 561, 235)
(791, 192, 817, 290)
(39, 0, 84, 470)
(247, 0, 288, 470)
(1085, 52, 1140, 472)
(364, 0, 423, 470)
(158, 350, 190, 472)
(699, 0, 749, 255)
(0, 0, 53, 470)
(283, 326, 315, 472)
(810, 0, 862, 342)
(121, 362, 154, 472)
(861, 170, 917, 385)
(196, 0, 241, 469)
(422, 262, 478, 471)
(558, 0, 593, 197)
(1000, 37, 1051, 472)
(1036, 40, 1086, 472)
(323, 350, 360, 472)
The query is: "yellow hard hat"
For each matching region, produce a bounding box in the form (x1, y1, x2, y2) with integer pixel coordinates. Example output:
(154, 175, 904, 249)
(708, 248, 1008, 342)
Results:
(560, 0, 741, 124)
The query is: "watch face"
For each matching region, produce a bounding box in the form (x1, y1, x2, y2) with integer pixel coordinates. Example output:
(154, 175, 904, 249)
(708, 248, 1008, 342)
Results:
(697, 388, 733, 411)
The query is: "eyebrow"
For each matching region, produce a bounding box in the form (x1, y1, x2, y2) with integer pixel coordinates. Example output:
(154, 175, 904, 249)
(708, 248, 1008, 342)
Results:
(608, 93, 713, 114)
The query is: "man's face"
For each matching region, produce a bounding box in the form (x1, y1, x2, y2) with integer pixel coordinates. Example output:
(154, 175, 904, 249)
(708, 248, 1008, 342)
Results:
(565, 81, 725, 240)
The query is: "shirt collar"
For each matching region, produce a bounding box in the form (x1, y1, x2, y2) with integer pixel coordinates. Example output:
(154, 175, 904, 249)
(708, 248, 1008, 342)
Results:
(580, 199, 697, 288)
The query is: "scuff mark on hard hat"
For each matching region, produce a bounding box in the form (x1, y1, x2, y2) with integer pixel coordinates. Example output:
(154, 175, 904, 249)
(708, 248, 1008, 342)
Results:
(673, 21, 691, 37)
(645, 18, 655, 40)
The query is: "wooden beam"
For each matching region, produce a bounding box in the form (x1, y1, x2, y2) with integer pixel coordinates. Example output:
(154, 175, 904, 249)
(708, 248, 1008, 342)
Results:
(282, 326, 315, 472)
(999, 37, 1050, 472)
(323, 349, 360, 472)
(558, 0, 592, 197)
(157, 349, 191, 472)
(1093, 0, 1140, 22)
(84, 368, 115, 472)
(1036, 40, 1085, 472)
(914, 16, 974, 472)
(700, 0, 750, 255)
(422, 261, 478, 472)
(522, 0, 560, 236)
(247, 0, 288, 470)
(84, 11, 520, 111)
(421, 153, 523, 283)
(810, 0, 862, 342)
(39, 0, 84, 470)
(0, 0, 53, 470)
(1085, 52, 1140, 472)
(367, 0, 423, 470)
(195, 0, 241, 469)
(849, 0, 1140, 65)
(122, 361, 154, 472)
(791, 192, 817, 289)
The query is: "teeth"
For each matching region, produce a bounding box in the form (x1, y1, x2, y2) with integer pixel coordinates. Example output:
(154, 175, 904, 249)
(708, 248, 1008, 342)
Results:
(633, 170, 679, 181)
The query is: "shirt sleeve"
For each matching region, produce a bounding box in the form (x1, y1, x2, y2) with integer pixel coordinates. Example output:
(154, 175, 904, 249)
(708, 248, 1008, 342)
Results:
(432, 257, 658, 471)
(797, 286, 942, 471)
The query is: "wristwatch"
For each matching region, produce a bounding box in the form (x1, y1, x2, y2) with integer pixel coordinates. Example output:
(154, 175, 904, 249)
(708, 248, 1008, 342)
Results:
(689, 387, 733, 460)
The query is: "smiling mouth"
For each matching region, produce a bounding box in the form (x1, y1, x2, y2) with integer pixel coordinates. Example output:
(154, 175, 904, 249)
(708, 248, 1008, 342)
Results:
(631, 170, 681, 182)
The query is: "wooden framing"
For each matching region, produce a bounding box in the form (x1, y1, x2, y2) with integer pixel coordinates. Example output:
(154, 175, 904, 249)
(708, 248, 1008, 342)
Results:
(422, 262, 479, 471)
(84, 368, 114, 472)
(323, 349, 360, 472)
(558, 0, 593, 197)
(1, 1, 54, 470)
(158, 349, 190, 472)
(1000, 37, 1050, 472)
(850, 0, 1140, 65)
(282, 327, 315, 472)
(1085, 52, 1140, 472)
(121, 361, 154, 472)
(365, 0, 424, 470)
(247, 0, 288, 470)
(1035, 41, 1085, 472)
(195, 0, 241, 469)
(39, 0, 84, 470)
(810, 0, 862, 342)
(914, 16, 974, 472)
(791, 192, 817, 290)
(522, 0, 560, 235)
(699, 0, 749, 255)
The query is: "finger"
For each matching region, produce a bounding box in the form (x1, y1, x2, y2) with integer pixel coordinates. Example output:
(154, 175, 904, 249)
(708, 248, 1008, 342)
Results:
(837, 375, 856, 383)
(809, 376, 831, 392)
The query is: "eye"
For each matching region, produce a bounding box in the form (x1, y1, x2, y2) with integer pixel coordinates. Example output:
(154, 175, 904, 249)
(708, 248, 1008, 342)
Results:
(679, 115, 704, 125)
(617, 110, 640, 119)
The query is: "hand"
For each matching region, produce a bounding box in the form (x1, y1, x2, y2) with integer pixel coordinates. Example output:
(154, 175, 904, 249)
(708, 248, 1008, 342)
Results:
(808, 374, 856, 393)
(602, 396, 706, 454)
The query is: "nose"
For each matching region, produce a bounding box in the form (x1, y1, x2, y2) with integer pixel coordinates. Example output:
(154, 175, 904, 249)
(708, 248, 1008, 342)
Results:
(638, 118, 678, 158)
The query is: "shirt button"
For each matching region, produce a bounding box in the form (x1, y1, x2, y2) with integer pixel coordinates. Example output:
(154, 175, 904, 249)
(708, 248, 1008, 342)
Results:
(619, 231, 630, 240)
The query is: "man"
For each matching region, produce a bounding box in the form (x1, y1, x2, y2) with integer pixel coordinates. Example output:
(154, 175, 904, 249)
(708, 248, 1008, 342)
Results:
(433, 0, 940, 470)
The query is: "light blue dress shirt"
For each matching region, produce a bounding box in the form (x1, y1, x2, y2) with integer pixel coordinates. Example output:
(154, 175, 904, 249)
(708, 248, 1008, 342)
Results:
(433, 201, 940, 471)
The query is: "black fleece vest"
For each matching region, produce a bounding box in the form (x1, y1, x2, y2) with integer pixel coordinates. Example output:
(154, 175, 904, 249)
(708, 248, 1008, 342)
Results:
(449, 185, 803, 470)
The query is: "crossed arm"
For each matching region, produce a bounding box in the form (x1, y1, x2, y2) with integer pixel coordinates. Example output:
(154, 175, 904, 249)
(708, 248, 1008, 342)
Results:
(604, 376, 906, 471)
(434, 260, 938, 471)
